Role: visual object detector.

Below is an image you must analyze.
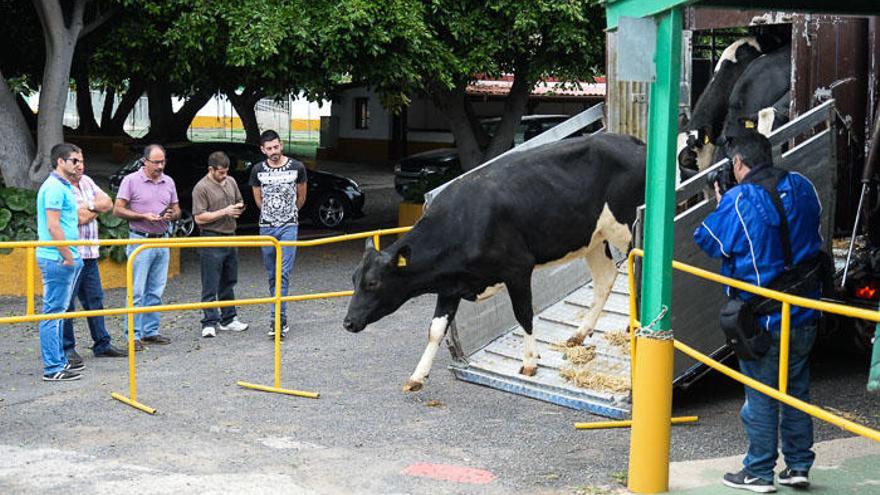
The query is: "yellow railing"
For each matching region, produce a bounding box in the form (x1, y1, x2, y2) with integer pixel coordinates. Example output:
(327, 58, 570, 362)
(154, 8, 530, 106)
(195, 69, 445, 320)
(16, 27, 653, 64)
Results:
(0, 226, 413, 414)
(627, 248, 880, 443)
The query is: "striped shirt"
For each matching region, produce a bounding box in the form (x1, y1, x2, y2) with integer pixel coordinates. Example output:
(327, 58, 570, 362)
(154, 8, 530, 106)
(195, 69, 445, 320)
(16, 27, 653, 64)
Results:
(71, 175, 102, 259)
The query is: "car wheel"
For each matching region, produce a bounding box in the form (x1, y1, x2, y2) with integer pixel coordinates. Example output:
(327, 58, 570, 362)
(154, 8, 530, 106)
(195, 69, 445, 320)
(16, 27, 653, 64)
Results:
(313, 192, 349, 229)
(172, 209, 195, 237)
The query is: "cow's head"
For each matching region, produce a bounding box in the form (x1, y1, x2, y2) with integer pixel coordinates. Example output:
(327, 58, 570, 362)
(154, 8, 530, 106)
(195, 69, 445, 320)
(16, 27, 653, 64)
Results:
(677, 127, 717, 174)
(343, 242, 413, 333)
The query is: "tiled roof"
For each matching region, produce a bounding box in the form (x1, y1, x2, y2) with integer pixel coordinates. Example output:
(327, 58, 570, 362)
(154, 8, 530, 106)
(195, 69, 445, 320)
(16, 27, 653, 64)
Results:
(466, 77, 606, 99)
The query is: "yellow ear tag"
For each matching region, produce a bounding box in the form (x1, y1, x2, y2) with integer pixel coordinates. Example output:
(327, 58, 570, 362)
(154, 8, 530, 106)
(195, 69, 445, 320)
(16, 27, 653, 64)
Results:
(397, 256, 407, 267)
(744, 120, 756, 129)
(703, 135, 710, 145)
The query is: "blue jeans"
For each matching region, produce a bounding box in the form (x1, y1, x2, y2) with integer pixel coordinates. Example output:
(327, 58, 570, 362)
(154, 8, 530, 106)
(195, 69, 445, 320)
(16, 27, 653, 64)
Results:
(126, 233, 170, 340)
(37, 257, 83, 374)
(260, 225, 298, 326)
(199, 232, 239, 328)
(63, 258, 113, 355)
(738, 322, 817, 481)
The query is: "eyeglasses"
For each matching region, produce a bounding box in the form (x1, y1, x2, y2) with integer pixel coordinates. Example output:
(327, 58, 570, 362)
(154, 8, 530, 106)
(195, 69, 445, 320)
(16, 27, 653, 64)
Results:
(145, 158, 166, 165)
(65, 158, 83, 165)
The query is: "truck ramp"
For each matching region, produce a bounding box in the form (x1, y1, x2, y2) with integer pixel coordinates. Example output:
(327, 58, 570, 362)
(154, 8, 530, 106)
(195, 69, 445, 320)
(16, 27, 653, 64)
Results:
(444, 100, 838, 418)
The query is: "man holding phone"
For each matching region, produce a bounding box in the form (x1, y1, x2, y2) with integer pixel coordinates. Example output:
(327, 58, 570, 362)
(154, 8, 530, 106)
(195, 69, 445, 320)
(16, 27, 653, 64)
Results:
(192, 151, 249, 338)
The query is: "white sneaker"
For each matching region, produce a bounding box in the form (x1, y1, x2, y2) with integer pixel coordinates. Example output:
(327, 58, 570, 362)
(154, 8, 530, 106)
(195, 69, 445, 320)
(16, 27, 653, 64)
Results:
(267, 325, 289, 339)
(219, 318, 249, 332)
(201, 326, 216, 338)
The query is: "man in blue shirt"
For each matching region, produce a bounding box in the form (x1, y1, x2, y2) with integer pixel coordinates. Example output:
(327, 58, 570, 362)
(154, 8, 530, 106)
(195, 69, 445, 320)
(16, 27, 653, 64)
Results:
(694, 132, 822, 493)
(36, 143, 85, 382)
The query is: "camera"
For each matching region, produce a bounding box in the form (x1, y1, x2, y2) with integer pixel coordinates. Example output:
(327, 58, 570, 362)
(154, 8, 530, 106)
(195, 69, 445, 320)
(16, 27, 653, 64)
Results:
(706, 161, 735, 195)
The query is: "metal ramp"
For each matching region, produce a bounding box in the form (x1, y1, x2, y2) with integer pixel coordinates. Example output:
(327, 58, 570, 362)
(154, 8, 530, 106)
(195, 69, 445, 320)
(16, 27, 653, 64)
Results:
(443, 101, 838, 418)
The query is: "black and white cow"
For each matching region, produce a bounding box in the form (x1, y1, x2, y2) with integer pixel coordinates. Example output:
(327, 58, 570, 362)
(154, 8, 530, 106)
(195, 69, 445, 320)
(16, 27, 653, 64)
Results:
(343, 133, 646, 391)
(677, 37, 764, 173)
(720, 43, 792, 139)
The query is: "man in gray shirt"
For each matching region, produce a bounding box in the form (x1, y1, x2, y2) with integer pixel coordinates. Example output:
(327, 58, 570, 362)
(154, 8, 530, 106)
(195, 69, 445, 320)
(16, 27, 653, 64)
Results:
(192, 151, 249, 338)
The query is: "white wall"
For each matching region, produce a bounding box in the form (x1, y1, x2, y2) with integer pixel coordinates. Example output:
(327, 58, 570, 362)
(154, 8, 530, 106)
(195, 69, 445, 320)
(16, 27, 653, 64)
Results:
(333, 87, 391, 140)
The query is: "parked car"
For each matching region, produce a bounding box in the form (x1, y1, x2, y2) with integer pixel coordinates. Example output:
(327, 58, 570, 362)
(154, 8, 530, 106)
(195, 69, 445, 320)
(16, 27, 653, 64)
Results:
(109, 142, 365, 235)
(393, 114, 594, 201)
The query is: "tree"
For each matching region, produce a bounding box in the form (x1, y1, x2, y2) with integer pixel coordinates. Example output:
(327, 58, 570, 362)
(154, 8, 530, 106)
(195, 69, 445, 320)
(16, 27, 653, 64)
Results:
(321, 0, 605, 170)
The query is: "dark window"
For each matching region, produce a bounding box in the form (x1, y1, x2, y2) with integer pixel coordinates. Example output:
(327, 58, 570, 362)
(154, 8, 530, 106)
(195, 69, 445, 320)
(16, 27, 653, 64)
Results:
(354, 97, 370, 129)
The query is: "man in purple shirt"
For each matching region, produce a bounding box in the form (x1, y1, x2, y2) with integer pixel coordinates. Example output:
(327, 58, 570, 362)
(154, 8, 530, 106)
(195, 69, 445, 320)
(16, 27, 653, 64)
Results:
(113, 144, 180, 350)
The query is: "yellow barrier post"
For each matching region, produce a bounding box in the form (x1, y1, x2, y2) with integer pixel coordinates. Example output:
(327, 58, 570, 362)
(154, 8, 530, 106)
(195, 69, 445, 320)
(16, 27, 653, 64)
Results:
(373, 233, 381, 251)
(779, 302, 791, 394)
(26, 247, 35, 316)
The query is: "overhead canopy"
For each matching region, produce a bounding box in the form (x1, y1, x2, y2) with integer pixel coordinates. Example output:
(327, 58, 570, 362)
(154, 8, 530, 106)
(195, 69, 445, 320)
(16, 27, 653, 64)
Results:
(605, 0, 880, 30)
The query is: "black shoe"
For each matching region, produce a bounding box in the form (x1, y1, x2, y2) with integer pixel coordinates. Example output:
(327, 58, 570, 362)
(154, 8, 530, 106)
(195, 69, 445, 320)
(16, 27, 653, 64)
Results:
(723, 470, 776, 493)
(94, 345, 128, 358)
(65, 362, 85, 372)
(778, 468, 810, 489)
(43, 370, 81, 382)
(65, 349, 84, 366)
(142, 334, 171, 345)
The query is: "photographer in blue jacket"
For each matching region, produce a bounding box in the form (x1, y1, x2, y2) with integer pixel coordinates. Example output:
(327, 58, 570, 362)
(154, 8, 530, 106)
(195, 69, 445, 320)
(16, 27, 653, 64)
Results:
(694, 130, 823, 493)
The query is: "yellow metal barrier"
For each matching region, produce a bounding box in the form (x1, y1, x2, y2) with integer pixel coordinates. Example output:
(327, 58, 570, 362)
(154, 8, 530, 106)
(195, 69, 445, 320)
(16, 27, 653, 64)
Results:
(626, 248, 880, 444)
(2, 228, 415, 414)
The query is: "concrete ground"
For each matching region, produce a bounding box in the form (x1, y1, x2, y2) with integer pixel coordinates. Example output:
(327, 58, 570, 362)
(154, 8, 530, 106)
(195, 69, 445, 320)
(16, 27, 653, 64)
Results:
(0, 155, 878, 494)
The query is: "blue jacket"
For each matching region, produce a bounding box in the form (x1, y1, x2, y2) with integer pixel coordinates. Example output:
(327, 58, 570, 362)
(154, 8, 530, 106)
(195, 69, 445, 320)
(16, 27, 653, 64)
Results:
(694, 168, 822, 332)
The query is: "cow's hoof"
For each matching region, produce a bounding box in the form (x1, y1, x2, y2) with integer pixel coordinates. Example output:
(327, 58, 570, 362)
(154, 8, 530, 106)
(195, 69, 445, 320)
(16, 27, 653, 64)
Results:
(566, 336, 585, 347)
(519, 366, 537, 377)
(402, 380, 423, 392)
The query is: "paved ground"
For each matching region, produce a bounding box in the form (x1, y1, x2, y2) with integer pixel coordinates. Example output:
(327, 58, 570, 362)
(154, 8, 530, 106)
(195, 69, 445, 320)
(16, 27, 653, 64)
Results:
(0, 157, 878, 494)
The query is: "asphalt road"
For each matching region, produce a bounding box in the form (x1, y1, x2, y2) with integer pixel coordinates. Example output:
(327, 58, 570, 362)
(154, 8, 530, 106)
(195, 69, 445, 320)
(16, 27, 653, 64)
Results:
(0, 163, 878, 494)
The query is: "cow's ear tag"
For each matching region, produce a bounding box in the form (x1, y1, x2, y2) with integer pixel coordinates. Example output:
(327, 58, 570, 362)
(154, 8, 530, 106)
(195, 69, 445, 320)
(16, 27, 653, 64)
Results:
(703, 135, 710, 145)
(397, 256, 407, 267)
(743, 119, 756, 129)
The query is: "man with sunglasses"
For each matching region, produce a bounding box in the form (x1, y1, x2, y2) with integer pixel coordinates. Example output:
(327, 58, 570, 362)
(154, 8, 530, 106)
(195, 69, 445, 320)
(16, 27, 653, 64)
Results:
(113, 144, 180, 351)
(694, 131, 822, 493)
(36, 143, 85, 381)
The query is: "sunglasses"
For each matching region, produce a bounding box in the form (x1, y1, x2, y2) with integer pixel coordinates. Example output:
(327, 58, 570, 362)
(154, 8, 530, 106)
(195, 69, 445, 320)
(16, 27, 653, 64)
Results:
(65, 157, 83, 165)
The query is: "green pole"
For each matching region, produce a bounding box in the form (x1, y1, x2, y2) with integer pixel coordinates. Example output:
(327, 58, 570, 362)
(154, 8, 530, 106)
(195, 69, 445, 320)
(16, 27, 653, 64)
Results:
(628, 7, 682, 494)
(868, 322, 880, 393)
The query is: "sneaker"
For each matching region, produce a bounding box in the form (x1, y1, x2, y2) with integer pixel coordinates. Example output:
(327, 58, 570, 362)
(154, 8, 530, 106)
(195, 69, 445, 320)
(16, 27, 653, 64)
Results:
(778, 468, 810, 489)
(65, 361, 85, 372)
(267, 325, 289, 339)
(43, 370, 81, 382)
(202, 326, 216, 338)
(723, 470, 776, 493)
(218, 318, 249, 332)
(65, 349, 84, 366)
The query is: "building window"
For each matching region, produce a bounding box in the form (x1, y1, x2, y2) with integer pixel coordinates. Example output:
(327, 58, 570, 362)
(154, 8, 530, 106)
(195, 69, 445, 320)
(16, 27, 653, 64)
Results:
(354, 97, 370, 129)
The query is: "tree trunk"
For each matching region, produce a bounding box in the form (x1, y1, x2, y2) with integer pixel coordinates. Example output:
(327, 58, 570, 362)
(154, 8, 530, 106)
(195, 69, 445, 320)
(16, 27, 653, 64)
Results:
(434, 83, 485, 171)
(168, 88, 213, 142)
(15, 93, 38, 132)
(104, 80, 144, 136)
(226, 86, 262, 144)
(0, 69, 37, 188)
(144, 81, 213, 143)
(73, 63, 98, 134)
(483, 67, 532, 161)
(99, 86, 115, 130)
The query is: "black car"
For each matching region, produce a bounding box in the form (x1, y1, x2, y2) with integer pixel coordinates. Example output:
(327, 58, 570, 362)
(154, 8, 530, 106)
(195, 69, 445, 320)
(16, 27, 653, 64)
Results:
(394, 114, 591, 201)
(109, 142, 365, 235)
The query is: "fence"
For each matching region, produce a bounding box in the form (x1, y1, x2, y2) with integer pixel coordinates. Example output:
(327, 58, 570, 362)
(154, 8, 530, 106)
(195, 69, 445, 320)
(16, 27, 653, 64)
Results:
(0, 227, 411, 414)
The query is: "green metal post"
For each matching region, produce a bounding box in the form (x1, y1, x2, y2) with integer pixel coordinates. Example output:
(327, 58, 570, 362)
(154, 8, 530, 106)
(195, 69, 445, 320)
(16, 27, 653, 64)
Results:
(868, 322, 880, 393)
(628, 7, 682, 494)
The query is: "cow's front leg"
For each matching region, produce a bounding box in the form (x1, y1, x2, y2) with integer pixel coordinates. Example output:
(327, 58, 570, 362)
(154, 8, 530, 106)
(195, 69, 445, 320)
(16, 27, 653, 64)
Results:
(507, 276, 540, 377)
(404, 296, 460, 392)
(568, 246, 617, 346)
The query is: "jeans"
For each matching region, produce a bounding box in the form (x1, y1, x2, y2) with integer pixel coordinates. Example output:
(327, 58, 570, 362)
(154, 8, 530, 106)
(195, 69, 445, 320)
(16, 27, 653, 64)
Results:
(37, 257, 83, 374)
(126, 233, 170, 340)
(63, 258, 113, 355)
(199, 232, 239, 328)
(260, 224, 298, 326)
(738, 322, 817, 481)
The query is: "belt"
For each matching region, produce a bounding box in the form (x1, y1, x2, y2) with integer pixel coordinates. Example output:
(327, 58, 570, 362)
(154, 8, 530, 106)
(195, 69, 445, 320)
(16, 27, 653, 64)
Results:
(131, 230, 168, 239)
(200, 230, 234, 236)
